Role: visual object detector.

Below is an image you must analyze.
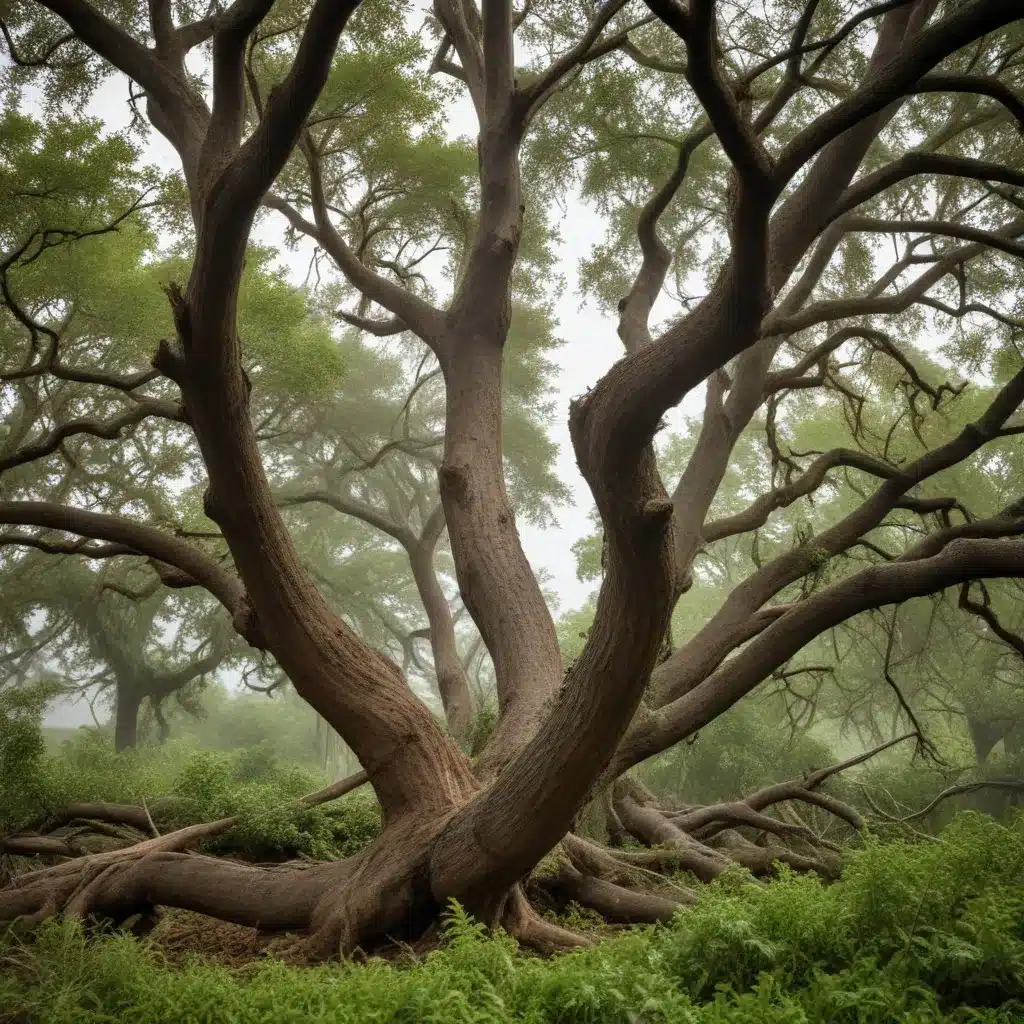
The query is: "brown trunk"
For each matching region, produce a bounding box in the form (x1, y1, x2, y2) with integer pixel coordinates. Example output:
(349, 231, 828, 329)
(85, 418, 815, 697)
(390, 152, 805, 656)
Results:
(182, 353, 476, 820)
(967, 715, 1003, 765)
(438, 337, 563, 772)
(155, 256, 476, 821)
(537, 863, 687, 924)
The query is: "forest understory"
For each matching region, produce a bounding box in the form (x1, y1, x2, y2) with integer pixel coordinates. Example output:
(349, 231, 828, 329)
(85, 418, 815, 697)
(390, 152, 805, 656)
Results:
(2, 776, 1023, 1023)
(2, 706, 1023, 1023)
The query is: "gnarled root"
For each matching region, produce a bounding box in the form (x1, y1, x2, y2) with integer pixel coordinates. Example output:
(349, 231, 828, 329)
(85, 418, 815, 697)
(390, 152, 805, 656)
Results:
(502, 886, 594, 953)
(535, 863, 689, 924)
(1, 846, 333, 935)
(606, 736, 896, 884)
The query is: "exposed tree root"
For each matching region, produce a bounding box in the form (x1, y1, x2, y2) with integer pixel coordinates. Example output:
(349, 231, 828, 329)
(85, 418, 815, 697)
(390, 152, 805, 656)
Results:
(1, 836, 80, 858)
(535, 863, 688, 924)
(38, 802, 162, 834)
(502, 887, 594, 952)
(0, 738, 953, 960)
(604, 737, 913, 884)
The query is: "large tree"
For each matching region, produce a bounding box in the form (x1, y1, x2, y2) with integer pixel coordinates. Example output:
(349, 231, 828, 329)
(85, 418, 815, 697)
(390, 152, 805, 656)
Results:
(3, 0, 1024, 958)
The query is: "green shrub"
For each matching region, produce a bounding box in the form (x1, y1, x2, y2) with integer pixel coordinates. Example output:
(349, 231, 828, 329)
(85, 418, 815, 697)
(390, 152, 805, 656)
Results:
(0, 679, 66, 827)
(0, 707, 382, 862)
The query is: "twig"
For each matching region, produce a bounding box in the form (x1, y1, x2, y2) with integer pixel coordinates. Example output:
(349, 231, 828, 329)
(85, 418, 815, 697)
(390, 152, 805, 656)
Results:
(140, 797, 161, 838)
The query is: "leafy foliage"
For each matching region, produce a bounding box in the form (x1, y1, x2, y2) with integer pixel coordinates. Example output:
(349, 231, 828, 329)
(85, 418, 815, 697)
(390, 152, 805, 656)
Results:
(2, 695, 380, 862)
(0, 677, 67, 827)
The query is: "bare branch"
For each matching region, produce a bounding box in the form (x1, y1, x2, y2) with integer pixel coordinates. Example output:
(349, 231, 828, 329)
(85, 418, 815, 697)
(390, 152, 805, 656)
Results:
(518, 0, 632, 124)
(335, 311, 407, 337)
(910, 73, 1024, 129)
(280, 489, 416, 550)
(266, 170, 444, 348)
(432, 1, 486, 116)
(896, 779, 1024, 822)
(623, 537, 1024, 773)
(844, 215, 1024, 260)
(959, 580, 1024, 659)
(36, 0, 203, 139)
(703, 448, 899, 543)
(831, 153, 1024, 223)
(774, 0, 1024, 187)
(0, 398, 184, 476)
(0, 19, 75, 66)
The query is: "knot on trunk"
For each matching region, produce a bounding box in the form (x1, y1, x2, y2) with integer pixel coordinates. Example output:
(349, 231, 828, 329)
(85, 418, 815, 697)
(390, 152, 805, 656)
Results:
(640, 497, 674, 525)
(162, 281, 192, 350)
(439, 463, 469, 504)
(202, 486, 222, 524)
(152, 338, 187, 385)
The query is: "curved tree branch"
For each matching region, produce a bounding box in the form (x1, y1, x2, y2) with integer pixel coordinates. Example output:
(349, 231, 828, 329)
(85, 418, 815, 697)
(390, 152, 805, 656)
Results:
(0, 502, 251, 635)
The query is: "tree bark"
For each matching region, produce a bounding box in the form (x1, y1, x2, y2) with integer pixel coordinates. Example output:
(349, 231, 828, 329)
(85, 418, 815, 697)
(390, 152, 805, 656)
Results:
(408, 541, 474, 744)
(112, 686, 142, 753)
(438, 338, 564, 772)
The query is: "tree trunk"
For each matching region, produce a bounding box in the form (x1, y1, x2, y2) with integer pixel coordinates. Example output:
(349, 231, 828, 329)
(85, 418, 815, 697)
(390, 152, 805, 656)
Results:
(966, 715, 1003, 765)
(408, 544, 474, 743)
(113, 687, 142, 753)
(438, 334, 564, 774)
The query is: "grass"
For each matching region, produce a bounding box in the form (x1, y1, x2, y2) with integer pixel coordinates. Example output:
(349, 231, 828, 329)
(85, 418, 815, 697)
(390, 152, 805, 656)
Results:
(1, 813, 1022, 1023)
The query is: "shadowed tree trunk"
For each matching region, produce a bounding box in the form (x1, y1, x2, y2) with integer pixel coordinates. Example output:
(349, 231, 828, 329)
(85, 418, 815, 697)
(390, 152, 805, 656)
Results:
(967, 715, 1005, 765)
(112, 686, 142, 754)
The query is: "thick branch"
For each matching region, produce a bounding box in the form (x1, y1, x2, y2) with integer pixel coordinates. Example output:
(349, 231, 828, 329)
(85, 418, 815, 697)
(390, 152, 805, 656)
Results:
(620, 538, 1024, 773)
(775, 0, 1024, 186)
(0, 502, 249, 630)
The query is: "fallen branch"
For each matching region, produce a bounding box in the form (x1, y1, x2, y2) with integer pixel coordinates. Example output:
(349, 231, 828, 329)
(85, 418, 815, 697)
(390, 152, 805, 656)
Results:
(4, 770, 370, 877)
(887, 778, 1024, 823)
(537, 862, 690, 924)
(679, 735, 916, 843)
(1, 836, 77, 858)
